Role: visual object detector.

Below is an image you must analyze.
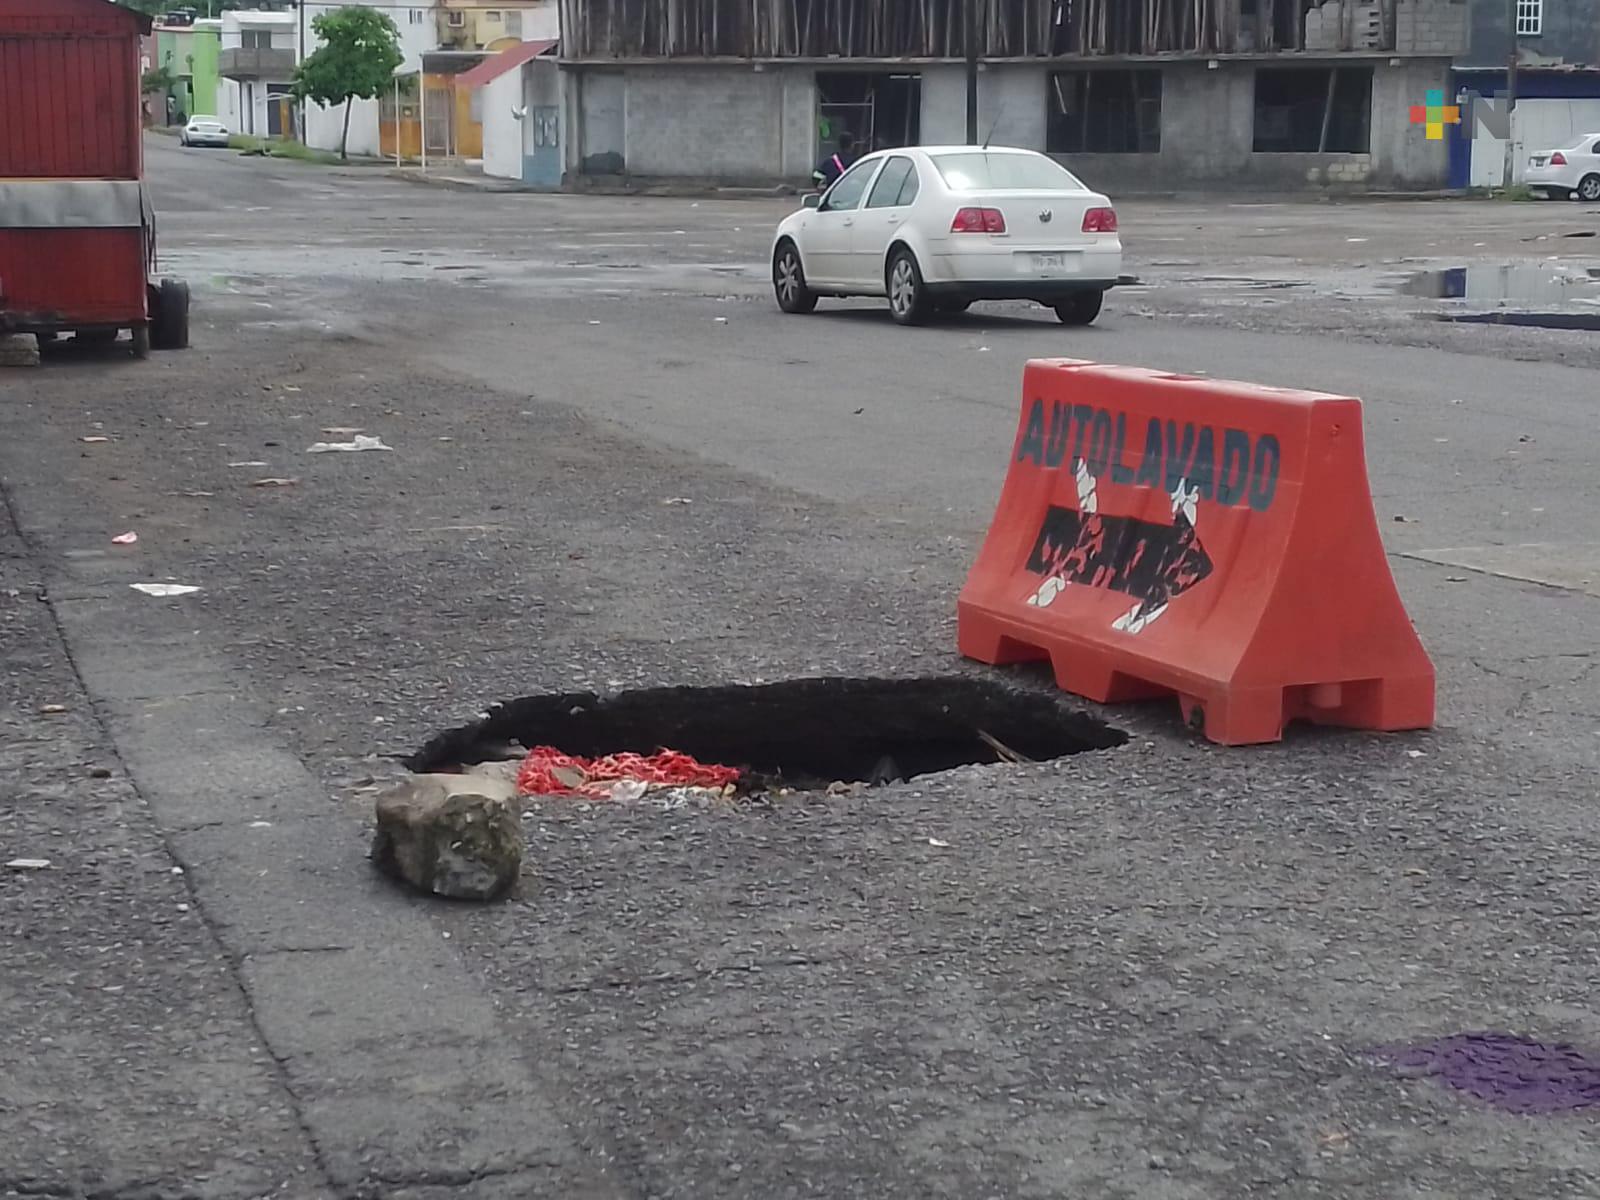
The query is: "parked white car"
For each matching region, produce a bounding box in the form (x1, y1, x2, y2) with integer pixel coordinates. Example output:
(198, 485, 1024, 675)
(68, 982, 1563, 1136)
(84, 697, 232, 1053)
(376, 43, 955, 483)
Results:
(771, 146, 1122, 326)
(179, 117, 230, 148)
(1525, 134, 1600, 201)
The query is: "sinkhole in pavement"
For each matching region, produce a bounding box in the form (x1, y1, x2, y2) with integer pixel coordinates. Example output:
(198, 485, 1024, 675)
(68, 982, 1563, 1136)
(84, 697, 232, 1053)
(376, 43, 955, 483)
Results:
(408, 676, 1125, 792)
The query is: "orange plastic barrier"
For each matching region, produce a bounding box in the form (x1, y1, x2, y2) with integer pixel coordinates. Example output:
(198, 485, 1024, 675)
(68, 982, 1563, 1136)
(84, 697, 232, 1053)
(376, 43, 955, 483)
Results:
(957, 360, 1435, 745)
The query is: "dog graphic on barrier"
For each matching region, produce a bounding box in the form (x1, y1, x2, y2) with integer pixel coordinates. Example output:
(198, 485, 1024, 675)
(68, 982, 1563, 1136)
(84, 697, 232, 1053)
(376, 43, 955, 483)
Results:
(1023, 459, 1214, 635)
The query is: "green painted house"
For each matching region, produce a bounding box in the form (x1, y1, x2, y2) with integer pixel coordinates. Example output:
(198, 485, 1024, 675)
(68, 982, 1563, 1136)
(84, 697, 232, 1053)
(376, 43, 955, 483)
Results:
(155, 19, 220, 121)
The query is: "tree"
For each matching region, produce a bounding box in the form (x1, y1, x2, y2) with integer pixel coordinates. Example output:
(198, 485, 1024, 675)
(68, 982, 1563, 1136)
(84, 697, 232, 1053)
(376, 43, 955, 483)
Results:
(293, 7, 403, 162)
(141, 65, 177, 95)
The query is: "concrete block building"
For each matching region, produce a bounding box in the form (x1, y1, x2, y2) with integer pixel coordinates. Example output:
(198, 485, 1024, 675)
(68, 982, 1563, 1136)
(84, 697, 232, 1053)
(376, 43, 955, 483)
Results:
(552, 0, 1467, 191)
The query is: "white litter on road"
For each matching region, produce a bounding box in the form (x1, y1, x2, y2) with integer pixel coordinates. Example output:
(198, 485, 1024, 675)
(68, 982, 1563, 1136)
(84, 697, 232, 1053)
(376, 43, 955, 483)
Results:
(306, 435, 393, 454)
(6, 858, 52, 870)
(130, 583, 201, 597)
(111, 531, 138, 545)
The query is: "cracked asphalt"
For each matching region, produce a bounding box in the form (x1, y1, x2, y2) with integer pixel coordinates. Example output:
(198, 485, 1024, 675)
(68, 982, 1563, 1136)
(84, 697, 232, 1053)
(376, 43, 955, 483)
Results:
(1, 136, 1598, 1198)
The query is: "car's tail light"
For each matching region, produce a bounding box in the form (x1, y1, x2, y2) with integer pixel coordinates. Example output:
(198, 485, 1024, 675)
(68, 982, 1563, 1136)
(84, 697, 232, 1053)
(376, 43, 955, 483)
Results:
(1082, 206, 1118, 233)
(952, 206, 1006, 234)
(1551, 151, 1568, 166)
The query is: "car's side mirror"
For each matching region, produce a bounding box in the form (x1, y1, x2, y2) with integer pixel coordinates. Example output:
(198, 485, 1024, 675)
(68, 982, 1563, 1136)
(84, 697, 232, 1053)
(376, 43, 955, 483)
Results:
(802, 193, 821, 210)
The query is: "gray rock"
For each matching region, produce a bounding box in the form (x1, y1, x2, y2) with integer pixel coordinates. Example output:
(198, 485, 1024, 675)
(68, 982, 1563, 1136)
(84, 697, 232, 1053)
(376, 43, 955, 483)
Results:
(371, 775, 523, 901)
(0, 334, 41, 368)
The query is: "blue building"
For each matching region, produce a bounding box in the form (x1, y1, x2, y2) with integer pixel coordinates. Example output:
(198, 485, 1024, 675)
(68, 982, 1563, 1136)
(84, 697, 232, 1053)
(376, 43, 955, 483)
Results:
(1449, 0, 1600, 187)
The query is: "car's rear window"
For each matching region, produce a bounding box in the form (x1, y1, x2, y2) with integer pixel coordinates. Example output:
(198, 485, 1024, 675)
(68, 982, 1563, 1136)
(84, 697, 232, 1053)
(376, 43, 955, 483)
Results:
(931, 152, 1084, 192)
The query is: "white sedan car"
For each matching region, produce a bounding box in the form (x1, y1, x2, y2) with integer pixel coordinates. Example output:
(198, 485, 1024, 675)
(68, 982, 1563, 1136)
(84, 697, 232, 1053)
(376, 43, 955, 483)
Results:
(1525, 134, 1600, 201)
(179, 117, 231, 148)
(771, 145, 1121, 326)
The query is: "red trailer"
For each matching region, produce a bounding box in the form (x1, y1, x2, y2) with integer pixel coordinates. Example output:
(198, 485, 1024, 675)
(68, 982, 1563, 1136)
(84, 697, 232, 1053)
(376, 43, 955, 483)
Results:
(0, 0, 188, 357)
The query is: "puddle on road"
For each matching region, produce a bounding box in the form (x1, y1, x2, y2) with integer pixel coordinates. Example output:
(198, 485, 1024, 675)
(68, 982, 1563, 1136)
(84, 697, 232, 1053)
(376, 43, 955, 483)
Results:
(1400, 264, 1600, 303)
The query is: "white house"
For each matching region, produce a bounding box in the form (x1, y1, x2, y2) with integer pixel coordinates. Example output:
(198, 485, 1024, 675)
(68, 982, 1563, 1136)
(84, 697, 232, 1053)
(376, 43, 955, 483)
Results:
(217, 9, 297, 138)
(300, 2, 440, 158)
(469, 39, 560, 184)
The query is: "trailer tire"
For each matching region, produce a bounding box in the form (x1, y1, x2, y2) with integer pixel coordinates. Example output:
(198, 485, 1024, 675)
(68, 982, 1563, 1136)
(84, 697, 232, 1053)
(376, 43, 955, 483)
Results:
(150, 279, 191, 351)
(131, 325, 151, 359)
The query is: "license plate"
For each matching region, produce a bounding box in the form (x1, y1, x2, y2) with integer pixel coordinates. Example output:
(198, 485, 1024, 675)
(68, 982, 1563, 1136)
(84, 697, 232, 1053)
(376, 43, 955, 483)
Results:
(1032, 253, 1066, 272)
(1530, 156, 1547, 166)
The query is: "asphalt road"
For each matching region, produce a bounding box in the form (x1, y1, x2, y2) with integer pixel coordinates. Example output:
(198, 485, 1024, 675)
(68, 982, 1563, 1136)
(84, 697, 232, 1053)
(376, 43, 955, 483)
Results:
(1, 137, 1598, 1199)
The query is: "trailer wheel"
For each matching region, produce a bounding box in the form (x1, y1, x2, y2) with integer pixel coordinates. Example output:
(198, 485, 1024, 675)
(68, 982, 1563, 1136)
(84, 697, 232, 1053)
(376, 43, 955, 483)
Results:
(150, 279, 191, 351)
(131, 325, 151, 359)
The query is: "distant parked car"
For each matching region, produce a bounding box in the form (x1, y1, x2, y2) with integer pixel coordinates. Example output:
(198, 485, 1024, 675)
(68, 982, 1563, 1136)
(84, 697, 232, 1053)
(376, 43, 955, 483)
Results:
(179, 117, 230, 148)
(1525, 134, 1600, 201)
(770, 146, 1122, 326)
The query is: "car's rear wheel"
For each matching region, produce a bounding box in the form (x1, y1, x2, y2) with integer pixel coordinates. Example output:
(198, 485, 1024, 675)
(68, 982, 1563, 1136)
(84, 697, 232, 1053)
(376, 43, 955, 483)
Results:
(1054, 291, 1104, 327)
(772, 241, 817, 314)
(1579, 174, 1600, 202)
(886, 249, 931, 326)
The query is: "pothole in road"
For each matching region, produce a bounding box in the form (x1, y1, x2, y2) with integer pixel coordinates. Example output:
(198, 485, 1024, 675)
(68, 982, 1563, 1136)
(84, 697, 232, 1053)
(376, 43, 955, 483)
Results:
(1399, 264, 1600, 303)
(408, 676, 1125, 794)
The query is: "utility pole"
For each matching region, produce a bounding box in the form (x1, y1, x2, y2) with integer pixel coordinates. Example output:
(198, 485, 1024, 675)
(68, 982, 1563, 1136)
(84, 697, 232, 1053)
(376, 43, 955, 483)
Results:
(297, 0, 307, 143)
(965, 0, 978, 143)
(1501, 0, 1518, 189)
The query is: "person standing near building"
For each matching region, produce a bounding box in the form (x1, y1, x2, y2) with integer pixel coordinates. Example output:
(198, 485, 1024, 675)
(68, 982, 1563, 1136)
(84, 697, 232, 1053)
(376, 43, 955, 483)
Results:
(812, 132, 857, 190)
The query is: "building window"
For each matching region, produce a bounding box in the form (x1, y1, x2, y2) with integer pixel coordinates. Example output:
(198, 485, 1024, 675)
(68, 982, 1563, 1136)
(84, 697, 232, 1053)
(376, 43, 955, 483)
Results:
(505, 9, 522, 34)
(447, 10, 465, 26)
(484, 9, 501, 20)
(1047, 70, 1162, 154)
(409, 8, 424, 23)
(241, 29, 270, 48)
(1516, 0, 1542, 35)
(1253, 67, 1372, 153)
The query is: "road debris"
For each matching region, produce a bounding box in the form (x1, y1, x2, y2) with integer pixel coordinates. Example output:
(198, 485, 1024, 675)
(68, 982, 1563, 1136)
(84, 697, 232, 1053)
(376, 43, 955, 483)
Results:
(372, 775, 522, 901)
(130, 583, 201, 597)
(517, 747, 740, 799)
(977, 729, 1029, 763)
(927, 837, 951, 848)
(110, 531, 138, 545)
(321, 426, 362, 435)
(80, 435, 111, 444)
(228, 460, 269, 468)
(166, 490, 215, 498)
(662, 497, 693, 506)
(307, 435, 393, 453)
(40, 704, 69, 714)
(250, 477, 299, 488)
(6, 858, 52, 870)
(0, 334, 40, 367)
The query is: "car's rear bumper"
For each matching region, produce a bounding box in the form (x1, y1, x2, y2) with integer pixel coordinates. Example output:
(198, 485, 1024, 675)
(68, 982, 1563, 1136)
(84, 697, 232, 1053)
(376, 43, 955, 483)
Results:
(923, 242, 1122, 293)
(1525, 166, 1577, 191)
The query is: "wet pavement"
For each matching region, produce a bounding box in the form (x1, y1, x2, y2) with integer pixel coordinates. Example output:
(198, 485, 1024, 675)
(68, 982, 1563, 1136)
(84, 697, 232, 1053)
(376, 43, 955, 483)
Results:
(2, 137, 1599, 1199)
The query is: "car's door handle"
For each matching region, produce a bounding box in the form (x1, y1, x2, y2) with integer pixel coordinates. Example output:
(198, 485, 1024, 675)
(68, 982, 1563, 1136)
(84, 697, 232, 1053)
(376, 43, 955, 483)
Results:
(842, 218, 854, 227)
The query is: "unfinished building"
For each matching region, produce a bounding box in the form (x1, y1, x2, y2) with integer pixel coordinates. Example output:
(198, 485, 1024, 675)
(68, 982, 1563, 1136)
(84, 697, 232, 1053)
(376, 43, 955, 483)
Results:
(555, 0, 1467, 189)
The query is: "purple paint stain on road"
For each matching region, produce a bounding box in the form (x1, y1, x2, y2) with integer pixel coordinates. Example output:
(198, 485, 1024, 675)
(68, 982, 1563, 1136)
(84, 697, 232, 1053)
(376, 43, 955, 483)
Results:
(1375, 1032, 1600, 1114)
